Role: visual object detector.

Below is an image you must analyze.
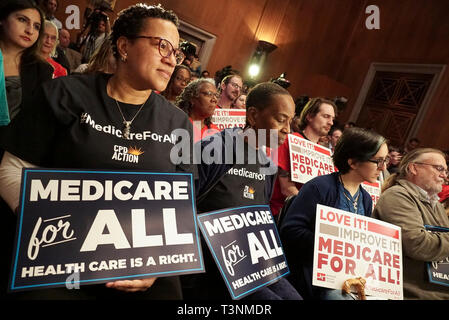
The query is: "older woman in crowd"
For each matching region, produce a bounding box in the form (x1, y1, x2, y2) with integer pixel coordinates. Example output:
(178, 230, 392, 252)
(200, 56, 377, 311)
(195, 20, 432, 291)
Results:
(161, 64, 191, 103)
(176, 77, 219, 142)
(280, 127, 388, 300)
(39, 20, 67, 78)
(0, 3, 194, 300)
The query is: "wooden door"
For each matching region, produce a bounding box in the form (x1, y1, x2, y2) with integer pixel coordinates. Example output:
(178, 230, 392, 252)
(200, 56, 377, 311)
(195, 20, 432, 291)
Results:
(356, 71, 434, 148)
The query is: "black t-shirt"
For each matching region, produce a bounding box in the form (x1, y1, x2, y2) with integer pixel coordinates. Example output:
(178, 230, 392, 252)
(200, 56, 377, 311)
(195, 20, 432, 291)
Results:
(0, 72, 195, 300)
(184, 129, 276, 300)
(197, 139, 271, 213)
(2, 73, 195, 175)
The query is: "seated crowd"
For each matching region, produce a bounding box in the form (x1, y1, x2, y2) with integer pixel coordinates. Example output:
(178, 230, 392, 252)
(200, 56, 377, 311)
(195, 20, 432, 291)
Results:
(1, 0, 449, 301)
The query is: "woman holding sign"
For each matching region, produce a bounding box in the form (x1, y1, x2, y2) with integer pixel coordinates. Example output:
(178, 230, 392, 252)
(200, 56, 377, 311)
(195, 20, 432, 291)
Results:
(0, 3, 195, 300)
(280, 127, 388, 300)
(182, 82, 302, 300)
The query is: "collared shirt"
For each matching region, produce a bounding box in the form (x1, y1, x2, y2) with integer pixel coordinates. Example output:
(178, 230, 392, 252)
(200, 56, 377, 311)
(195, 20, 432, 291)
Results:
(414, 184, 440, 208)
(337, 181, 366, 216)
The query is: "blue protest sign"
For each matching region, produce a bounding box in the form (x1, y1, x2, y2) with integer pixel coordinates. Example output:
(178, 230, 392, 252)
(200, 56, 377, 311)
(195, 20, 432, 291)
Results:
(197, 205, 289, 299)
(9, 168, 204, 291)
(425, 225, 449, 287)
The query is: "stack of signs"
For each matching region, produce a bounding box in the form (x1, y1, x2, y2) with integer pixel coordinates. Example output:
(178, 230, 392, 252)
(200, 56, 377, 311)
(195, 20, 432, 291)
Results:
(287, 134, 336, 184)
(211, 108, 246, 131)
(197, 205, 289, 299)
(9, 169, 204, 291)
(361, 181, 381, 207)
(425, 225, 449, 287)
(313, 204, 403, 300)
(288, 134, 382, 208)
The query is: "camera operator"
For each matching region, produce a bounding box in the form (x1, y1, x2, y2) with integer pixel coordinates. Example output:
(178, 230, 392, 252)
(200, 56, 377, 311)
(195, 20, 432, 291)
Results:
(78, 4, 111, 63)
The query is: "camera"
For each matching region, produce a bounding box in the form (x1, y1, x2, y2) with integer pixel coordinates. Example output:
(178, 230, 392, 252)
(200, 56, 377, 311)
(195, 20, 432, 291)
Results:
(82, 0, 112, 30)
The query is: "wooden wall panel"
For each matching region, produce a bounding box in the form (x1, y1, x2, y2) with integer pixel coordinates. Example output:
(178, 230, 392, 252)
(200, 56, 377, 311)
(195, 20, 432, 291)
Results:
(53, 0, 449, 150)
(335, 0, 449, 150)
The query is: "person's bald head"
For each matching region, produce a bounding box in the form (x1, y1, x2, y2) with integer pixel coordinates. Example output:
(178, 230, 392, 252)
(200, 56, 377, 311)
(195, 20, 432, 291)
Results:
(59, 29, 71, 48)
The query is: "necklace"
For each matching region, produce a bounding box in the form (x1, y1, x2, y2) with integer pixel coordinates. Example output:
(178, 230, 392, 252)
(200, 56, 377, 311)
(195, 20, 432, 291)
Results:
(339, 175, 360, 213)
(114, 99, 146, 139)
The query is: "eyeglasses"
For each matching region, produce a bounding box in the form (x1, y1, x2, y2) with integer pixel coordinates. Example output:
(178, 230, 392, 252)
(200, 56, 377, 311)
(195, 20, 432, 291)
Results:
(367, 157, 390, 169)
(414, 162, 449, 176)
(132, 36, 185, 64)
(43, 33, 57, 42)
(228, 82, 242, 91)
(176, 75, 190, 84)
(200, 91, 220, 99)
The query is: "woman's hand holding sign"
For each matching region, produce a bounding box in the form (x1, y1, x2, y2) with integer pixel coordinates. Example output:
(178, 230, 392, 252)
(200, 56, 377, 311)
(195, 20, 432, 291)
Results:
(106, 277, 157, 292)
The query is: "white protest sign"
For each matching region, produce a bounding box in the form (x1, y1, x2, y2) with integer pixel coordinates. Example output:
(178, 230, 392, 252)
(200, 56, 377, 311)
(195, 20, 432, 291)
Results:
(313, 204, 403, 300)
(287, 134, 336, 184)
(361, 181, 381, 208)
(211, 108, 246, 130)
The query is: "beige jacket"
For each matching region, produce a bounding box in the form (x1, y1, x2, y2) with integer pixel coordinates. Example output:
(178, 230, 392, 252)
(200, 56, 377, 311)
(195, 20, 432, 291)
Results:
(64, 48, 82, 72)
(373, 179, 449, 299)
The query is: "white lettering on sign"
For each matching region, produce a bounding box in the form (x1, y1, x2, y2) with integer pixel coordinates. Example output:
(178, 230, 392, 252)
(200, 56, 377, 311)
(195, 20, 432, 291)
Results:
(29, 179, 189, 201)
(221, 240, 247, 276)
(80, 208, 193, 252)
(247, 230, 283, 264)
(204, 210, 273, 236)
(27, 215, 76, 260)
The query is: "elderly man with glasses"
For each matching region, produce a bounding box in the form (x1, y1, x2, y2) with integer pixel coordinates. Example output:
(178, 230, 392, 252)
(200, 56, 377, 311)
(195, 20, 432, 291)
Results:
(373, 147, 449, 300)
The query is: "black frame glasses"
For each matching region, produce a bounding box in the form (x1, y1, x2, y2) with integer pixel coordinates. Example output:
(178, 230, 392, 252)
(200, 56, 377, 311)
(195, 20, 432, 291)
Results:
(367, 157, 390, 168)
(414, 162, 449, 176)
(132, 36, 185, 64)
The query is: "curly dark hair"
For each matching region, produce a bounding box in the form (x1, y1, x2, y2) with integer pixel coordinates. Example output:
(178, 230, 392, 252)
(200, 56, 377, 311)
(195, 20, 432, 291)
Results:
(110, 3, 179, 58)
(175, 78, 216, 128)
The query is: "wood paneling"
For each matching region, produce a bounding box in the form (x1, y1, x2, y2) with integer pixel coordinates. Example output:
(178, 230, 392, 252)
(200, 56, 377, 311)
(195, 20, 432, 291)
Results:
(54, 0, 449, 150)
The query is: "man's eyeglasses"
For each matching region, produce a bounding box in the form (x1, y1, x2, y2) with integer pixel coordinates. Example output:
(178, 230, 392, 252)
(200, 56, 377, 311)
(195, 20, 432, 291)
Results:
(132, 36, 185, 64)
(228, 82, 242, 91)
(200, 91, 220, 99)
(414, 162, 449, 176)
(368, 157, 390, 169)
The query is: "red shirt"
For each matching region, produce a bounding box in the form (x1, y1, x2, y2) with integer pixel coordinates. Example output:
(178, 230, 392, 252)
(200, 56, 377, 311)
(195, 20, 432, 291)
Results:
(270, 132, 304, 216)
(47, 57, 67, 78)
(190, 118, 220, 143)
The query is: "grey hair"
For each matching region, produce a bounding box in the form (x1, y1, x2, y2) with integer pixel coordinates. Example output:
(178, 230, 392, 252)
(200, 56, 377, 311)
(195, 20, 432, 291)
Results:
(175, 77, 216, 114)
(41, 20, 59, 57)
(382, 147, 445, 192)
